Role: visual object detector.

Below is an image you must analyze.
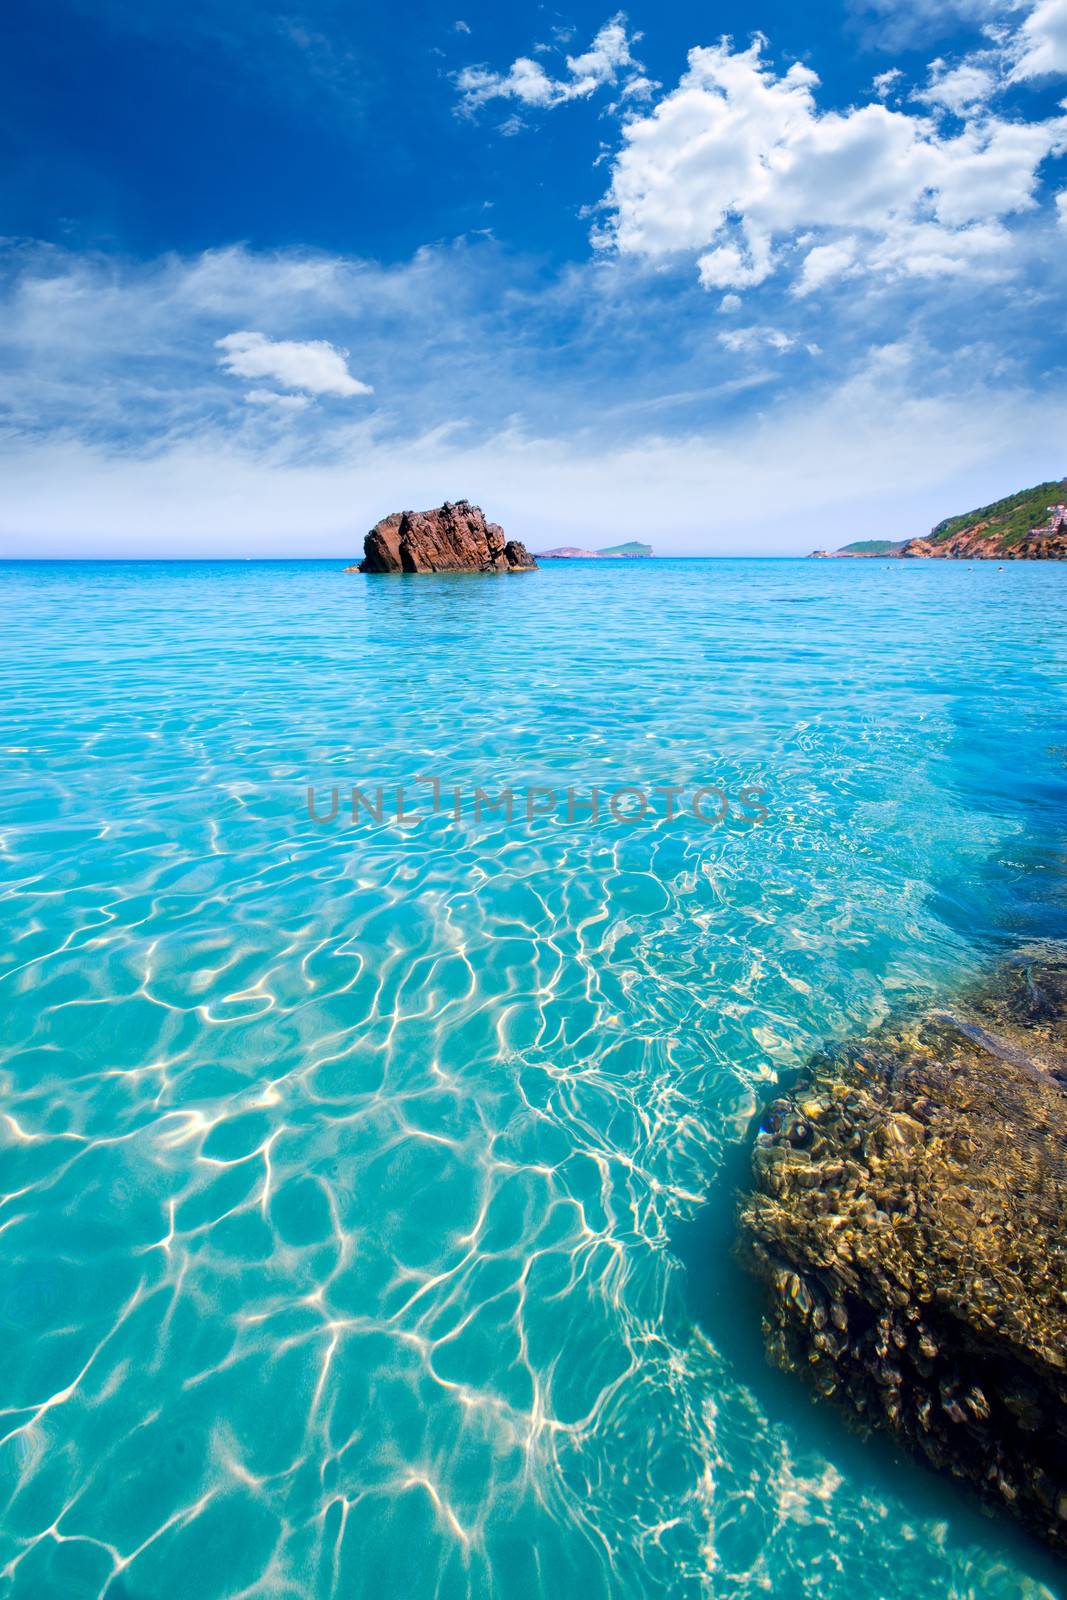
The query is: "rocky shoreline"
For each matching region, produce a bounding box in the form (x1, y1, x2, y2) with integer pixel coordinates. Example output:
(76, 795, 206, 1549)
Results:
(738, 951, 1067, 1554)
(810, 479, 1067, 560)
(896, 524, 1067, 559)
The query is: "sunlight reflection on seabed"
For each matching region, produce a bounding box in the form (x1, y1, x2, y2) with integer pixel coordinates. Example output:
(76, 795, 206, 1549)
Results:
(0, 559, 1065, 1599)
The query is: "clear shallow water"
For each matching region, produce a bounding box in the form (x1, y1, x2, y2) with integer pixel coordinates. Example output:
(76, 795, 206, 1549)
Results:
(1, 556, 1066, 1600)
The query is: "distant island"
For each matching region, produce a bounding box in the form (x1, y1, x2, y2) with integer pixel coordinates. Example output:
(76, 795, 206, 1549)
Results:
(536, 541, 654, 559)
(811, 479, 1067, 560)
(814, 538, 909, 557)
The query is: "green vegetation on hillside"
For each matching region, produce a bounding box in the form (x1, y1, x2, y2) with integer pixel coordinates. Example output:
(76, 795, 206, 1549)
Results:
(597, 541, 653, 556)
(837, 539, 906, 555)
(931, 478, 1067, 547)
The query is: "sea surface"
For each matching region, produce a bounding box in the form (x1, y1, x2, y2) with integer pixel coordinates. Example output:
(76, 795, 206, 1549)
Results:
(1, 555, 1066, 1600)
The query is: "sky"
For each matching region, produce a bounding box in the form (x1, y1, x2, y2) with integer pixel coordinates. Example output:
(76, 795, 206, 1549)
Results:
(1, 0, 1066, 555)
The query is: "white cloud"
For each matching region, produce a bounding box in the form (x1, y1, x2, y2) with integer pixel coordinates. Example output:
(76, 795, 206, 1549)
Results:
(244, 388, 312, 410)
(872, 68, 904, 100)
(1057, 188, 1067, 223)
(1009, 0, 1067, 78)
(457, 55, 557, 109)
(846, 0, 1067, 83)
(696, 238, 773, 291)
(914, 56, 999, 114)
(215, 330, 373, 397)
(599, 37, 1067, 294)
(455, 12, 644, 115)
(619, 74, 656, 101)
(719, 324, 797, 353)
(565, 14, 639, 92)
(794, 238, 858, 295)
(864, 217, 1014, 276)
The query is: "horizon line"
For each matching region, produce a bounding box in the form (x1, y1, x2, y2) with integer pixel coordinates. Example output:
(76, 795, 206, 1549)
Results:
(0, 552, 848, 563)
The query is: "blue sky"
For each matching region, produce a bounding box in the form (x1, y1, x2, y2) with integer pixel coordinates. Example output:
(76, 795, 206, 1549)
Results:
(2, 0, 1066, 554)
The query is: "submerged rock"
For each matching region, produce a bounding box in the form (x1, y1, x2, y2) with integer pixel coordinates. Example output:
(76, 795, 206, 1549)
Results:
(353, 501, 537, 574)
(738, 951, 1067, 1553)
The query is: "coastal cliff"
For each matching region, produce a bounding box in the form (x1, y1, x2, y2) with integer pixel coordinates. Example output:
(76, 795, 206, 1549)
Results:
(354, 501, 537, 573)
(739, 951, 1067, 1554)
(811, 479, 1067, 560)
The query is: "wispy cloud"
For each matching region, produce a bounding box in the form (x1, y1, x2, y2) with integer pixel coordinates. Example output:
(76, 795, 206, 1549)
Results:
(454, 12, 648, 122)
(718, 324, 802, 354)
(1, 238, 1065, 556)
(243, 387, 312, 410)
(3, 340, 1064, 557)
(846, 0, 1004, 51)
(57, 0, 368, 127)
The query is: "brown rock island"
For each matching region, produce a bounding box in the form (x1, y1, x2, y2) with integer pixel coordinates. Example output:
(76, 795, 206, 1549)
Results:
(349, 500, 537, 574)
(738, 949, 1067, 1555)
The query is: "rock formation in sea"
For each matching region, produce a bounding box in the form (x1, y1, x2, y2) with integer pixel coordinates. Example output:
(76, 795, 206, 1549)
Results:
(738, 950, 1067, 1554)
(352, 501, 537, 573)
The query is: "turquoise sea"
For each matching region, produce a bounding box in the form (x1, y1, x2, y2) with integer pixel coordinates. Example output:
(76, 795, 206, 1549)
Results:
(2, 555, 1067, 1600)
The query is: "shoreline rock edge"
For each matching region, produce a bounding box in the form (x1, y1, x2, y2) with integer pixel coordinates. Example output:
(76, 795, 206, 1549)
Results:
(738, 950, 1067, 1554)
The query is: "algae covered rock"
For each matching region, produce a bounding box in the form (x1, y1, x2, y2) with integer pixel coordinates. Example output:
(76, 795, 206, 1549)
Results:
(738, 952, 1067, 1553)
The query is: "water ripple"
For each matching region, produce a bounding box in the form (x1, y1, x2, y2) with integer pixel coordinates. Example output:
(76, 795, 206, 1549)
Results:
(0, 557, 1065, 1598)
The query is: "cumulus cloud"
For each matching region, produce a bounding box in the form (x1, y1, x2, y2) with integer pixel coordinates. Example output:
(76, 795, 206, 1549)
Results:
(215, 329, 372, 397)
(1009, 0, 1067, 79)
(599, 37, 1067, 295)
(794, 239, 859, 296)
(455, 12, 644, 117)
(914, 56, 999, 114)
